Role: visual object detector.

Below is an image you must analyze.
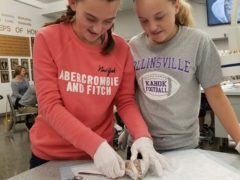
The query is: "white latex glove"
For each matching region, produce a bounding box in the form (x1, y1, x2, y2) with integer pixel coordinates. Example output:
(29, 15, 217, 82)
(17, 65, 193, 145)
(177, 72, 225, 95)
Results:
(131, 137, 170, 177)
(118, 129, 129, 150)
(93, 141, 125, 178)
(235, 141, 240, 153)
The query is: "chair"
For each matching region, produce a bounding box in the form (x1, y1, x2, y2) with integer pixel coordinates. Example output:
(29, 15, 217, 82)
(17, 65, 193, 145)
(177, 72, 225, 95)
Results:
(199, 93, 215, 145)
(6, 94, 37, 134)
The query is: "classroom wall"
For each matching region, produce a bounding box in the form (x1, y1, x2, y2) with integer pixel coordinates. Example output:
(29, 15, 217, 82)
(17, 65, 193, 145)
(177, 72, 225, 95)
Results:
(115, 9, 141, 40)
(190, 1, 229, 49)
(0, 0, 53, 114)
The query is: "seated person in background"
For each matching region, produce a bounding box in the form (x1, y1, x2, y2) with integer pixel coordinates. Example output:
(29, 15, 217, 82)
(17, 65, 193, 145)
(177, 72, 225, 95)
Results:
(11, 65, 29, 108)
(18, 84, 38, 129)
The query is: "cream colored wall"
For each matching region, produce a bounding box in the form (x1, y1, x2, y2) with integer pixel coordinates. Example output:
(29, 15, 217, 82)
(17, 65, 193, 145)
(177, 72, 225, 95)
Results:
(0, 0, 54, 114)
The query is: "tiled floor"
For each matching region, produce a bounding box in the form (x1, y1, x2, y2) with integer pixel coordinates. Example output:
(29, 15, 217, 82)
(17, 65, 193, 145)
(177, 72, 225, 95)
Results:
(0, 121, 31, 180)
(0, 117, 238, 180)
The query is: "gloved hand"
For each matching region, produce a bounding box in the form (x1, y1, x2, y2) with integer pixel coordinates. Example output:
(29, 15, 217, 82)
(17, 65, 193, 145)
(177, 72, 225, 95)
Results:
(131, 137, 170, 177)
(118, 129, 129, 150)
(93, 141, 125, 178)
(235, 141, 240, 153)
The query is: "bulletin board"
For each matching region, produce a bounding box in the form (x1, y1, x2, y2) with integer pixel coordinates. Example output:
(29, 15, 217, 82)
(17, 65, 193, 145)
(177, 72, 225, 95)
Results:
(0, 34, 30, 57)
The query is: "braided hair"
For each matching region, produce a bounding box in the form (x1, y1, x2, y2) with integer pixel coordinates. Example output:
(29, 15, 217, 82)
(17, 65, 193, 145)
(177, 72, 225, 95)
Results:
(44, 2, 115, 55)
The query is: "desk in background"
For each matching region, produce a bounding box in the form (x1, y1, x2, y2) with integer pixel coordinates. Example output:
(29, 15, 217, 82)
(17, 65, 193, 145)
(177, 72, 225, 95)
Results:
(215, 84, 240, 150)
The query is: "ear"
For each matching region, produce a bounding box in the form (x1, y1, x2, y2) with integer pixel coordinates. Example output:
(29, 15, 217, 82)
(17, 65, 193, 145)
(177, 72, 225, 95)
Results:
(175, 0, 180, 14)
(68, 0, 77, 11)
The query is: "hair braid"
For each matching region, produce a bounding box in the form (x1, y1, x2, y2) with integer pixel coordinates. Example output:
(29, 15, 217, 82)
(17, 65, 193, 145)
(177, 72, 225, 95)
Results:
(43, 3, 115, 55)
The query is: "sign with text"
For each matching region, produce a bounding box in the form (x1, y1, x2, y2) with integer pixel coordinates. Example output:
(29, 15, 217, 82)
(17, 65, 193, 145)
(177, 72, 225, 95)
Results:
(0, 34, 30, 56)
(0, 13, 37, 36)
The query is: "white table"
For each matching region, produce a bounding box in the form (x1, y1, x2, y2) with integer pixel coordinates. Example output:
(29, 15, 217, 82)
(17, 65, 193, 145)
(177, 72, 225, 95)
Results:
(7, 149, 240, 180)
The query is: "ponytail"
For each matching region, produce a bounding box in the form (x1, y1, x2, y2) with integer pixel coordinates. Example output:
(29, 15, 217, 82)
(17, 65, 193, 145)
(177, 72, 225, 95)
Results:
(102, 28, 115, 55)
(175, 0, 195, 27)
(133, 0, 194, 27)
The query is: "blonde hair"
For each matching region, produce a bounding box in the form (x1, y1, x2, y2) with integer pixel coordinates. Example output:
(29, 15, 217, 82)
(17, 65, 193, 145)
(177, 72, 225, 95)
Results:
(175, 0, 195, 27)
(133, 0, 195, 27)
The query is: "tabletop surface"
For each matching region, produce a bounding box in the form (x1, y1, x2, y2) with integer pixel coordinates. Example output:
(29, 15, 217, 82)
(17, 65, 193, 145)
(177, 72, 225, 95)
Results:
(8, 149, 240, 180)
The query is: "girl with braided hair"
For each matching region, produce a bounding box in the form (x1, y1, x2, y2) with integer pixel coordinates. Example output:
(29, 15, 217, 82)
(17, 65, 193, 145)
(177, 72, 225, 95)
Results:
(30, 0, 169, 178)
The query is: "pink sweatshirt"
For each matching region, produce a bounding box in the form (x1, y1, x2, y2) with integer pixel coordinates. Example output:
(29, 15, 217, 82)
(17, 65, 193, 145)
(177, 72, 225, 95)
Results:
(30, 23, 150, 160)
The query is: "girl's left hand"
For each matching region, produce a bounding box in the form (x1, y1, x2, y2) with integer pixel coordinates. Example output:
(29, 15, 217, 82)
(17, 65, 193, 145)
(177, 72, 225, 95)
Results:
(130, 137, 170, 177)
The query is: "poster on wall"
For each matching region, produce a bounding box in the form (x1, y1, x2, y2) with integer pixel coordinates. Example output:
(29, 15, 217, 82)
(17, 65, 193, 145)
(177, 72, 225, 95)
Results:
(21, 58, 29, 69)
(206, 0, 240, 26)
(31, 37, 35, 56)
(30, 59, 34, 81)
(30, 59, 33, 70)
(11, 71, 15, 79)
(0, 71, 10, 83)
(25, 69, 30, 80)
(0, 58, 8, 70)
(31, 70, 34, 81)
(0, 34, 30, 57)
(10, 58, 19, 70)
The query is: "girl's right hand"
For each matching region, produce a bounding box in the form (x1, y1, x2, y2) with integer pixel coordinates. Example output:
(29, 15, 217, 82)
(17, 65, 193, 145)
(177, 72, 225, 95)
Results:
(93, 141, 125, 178)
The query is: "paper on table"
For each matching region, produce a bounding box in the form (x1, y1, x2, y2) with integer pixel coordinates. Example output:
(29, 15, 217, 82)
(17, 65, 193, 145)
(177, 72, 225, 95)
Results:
(60, 163, 107, 180)
(154, 149, 240, 180)
(62, 149, 240, 180)
(71, 162, 103, 176)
